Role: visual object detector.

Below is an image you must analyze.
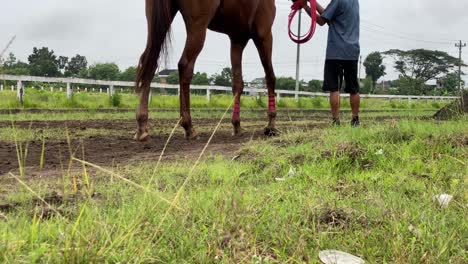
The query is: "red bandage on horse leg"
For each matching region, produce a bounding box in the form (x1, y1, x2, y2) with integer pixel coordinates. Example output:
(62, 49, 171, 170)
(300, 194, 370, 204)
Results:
(232, 101, 241, 119)
(268, 96, 276, 112)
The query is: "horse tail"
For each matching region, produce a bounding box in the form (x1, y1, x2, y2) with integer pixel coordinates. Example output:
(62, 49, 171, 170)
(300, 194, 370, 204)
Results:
(135, 0, 173, 93)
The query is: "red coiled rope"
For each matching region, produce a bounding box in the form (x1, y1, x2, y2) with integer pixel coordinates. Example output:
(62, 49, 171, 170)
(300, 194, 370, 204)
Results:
(288, 0, 317, 44)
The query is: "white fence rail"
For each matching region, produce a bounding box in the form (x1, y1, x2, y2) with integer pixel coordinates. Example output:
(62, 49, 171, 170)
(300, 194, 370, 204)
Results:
(0, 74, 460, 103)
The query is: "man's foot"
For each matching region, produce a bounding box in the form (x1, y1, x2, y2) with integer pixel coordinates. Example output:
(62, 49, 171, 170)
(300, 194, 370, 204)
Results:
(332, 118, 341, 127)
(351, 116, 360, 127)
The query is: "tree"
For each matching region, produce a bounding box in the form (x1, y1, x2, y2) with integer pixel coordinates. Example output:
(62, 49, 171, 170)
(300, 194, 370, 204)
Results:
(28, 47, 60, 77)
(166, 71, 179, 84)
(212, 67, 232, 86)
(57, 56, 69, 71)
(395, 77, 427, 95)
(307, 79, 322, 92)
(120, 66, 137, 81)
(192, 72, 210, 85)
(88, 63, 120, 80)
(439, 72, 464, 95)
(276, 77, 296, 91)
(2, 53, 30, 75)
(360, 77, 373, 94)
(65, 55, 87, 77)
(384, 49, 463, 95)
(385, 49, 461, 81)
(363, 52, 386, 92)
(3, 53, 17, 68)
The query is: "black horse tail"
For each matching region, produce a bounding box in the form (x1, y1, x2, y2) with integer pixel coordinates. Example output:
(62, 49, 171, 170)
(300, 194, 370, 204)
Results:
(135, 0, 173, 93)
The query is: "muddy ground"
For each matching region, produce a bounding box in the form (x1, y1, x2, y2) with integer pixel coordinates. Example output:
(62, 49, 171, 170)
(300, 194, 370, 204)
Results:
(0, 109, 431, 176)
(0, 118, 328, 176)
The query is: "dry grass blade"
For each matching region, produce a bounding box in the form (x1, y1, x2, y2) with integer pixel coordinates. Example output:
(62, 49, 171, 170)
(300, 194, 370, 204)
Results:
(9, 172, 65, 218)
(72, 158, 181, 210)
(145, 102, 233, 248)
(147, 117, 182, 187)
(8, 172, 91, 244)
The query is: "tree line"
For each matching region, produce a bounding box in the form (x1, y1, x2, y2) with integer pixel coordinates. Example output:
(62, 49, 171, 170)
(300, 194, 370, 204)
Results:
(362, 49, 465, 96)
(0, 46, 464, 96)
(0, 47, 138, 81)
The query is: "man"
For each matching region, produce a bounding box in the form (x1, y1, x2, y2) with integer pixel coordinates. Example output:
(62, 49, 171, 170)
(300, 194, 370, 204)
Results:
(303, 0, 361, 126)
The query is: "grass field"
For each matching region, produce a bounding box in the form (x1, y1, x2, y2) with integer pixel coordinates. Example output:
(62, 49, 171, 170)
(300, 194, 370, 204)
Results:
(0, 89, 449, 110)
(0, 101, 466, 262)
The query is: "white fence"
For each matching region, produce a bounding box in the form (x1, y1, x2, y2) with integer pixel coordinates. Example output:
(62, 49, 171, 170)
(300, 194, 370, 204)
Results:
(0, 74, 460, 103)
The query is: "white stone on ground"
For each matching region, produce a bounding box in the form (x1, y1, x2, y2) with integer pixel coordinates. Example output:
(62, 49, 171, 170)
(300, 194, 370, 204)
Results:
(319, 250, 365, 264)
(433, 194, 453, 207)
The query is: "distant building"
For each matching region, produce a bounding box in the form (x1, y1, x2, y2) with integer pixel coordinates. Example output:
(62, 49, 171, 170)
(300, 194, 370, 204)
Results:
(249, 77, 266, 88)
(156, 69, 178, 84)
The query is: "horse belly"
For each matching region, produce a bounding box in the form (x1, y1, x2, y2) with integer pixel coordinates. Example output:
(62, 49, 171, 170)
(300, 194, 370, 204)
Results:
(208, 0, 259, 35)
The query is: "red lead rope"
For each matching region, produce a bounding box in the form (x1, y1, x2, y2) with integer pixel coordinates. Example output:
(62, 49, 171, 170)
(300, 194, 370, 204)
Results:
(288, 0, 317, 44)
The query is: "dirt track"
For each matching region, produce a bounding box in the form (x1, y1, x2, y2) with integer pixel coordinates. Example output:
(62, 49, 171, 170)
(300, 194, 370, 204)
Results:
(0, 109, 433, 176)
(0, 118, 329, 176)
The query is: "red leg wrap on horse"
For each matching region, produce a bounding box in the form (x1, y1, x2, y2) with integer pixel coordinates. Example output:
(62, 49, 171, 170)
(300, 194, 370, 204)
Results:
(233, 102, 241, 119)
(268, 96, 276, 112)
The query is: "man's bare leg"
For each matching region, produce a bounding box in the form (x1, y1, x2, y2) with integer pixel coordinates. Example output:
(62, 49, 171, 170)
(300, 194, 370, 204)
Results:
(330, 91, 341, 125)
(350, 93, 360, 126)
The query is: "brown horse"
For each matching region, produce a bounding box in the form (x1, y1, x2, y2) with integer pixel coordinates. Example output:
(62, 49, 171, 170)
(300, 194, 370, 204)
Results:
(135, 0, 278, 141)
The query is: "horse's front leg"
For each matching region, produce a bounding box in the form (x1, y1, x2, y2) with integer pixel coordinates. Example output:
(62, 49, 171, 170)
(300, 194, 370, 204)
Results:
(178, 27, 208, 139)
(230, 37, 249, 136)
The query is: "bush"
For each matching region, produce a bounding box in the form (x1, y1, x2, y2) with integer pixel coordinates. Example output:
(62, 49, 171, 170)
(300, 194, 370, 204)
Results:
(312, 97, 324, 108)
(109, 93, 122, 107)
(256, 95, 266, 108)
(431, 102, 441, 109)
(277, 99, 288, 108)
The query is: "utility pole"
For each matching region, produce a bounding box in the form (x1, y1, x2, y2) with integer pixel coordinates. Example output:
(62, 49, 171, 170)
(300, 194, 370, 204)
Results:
(0, 35, 16, 63)
(455, 40, 466, 94)
(295, 10, 302, 101)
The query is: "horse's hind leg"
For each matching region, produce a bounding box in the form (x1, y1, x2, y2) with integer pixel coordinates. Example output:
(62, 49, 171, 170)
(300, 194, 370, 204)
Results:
(230, 37, 249, 136)
(254, 32, 278, 136)
(178, 26, 208, 139)
(135, 86, 150, 141)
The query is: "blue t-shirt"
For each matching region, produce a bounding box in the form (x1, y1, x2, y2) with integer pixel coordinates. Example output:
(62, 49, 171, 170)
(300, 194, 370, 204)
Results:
(321, 0, 360, 60)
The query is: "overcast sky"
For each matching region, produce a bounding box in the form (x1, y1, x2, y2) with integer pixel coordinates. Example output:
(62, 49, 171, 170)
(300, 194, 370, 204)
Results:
(1, 0, 467, 83)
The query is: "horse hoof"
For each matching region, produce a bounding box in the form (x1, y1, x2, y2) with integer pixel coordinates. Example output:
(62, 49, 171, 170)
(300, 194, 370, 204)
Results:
(232, 127, 243, 137)
(185, 130, 199, 140)
(264, 127, 279, 137)
(134, 131, 150, 142)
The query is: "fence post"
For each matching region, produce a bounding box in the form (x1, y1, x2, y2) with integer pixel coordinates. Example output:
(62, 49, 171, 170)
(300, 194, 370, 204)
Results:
(66, 82, 73, 99)
(100, 88, 102, 93)
(109, 85, 115, 96)
(149, 88, 152, 105)
(0, 84, 3, 91)
(16, 80, 24, 103)
(277, 92, 281, 102)
(11, 85, 14, 91)
(206, 88, 211, 102)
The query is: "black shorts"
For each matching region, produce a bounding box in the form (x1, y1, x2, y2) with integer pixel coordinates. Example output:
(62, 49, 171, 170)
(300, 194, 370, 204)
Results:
(322, 60, 359, 94)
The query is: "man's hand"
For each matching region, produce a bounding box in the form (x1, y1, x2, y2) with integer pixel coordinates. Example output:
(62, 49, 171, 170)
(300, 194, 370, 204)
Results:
(299, 0, 327, 26)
